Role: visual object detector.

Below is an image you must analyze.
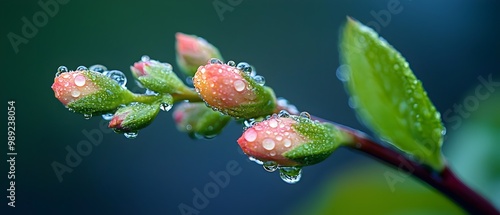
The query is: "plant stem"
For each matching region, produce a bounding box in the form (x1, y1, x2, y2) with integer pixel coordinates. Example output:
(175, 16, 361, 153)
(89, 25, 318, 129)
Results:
(328, 121, 499, 214)
(173, 87, 203, 103)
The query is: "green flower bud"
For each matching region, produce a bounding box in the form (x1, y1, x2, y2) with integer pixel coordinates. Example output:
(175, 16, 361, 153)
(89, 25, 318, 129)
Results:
(131, 57, 190, 95)
(173, 102, 231, 139)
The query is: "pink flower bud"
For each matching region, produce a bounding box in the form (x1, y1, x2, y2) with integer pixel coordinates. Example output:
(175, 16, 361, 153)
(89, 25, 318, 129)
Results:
(176, 33, 223, 76)
(52, 71, 100, 106)
(238, 117, 307, 166)
(193, 60, 276, 118)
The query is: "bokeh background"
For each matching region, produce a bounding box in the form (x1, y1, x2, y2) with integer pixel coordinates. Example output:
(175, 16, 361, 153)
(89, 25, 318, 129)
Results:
(1, 0, 499, 214)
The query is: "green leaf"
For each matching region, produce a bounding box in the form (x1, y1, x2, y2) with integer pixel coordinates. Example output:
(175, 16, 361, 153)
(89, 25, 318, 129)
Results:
(339, 17, 445, 171)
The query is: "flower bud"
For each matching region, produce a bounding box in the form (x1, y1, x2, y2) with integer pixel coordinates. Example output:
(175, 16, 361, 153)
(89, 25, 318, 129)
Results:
(193, 60, 276, 118)
(173, 102, 231, 139)
(109, 102, 161, 134)
(130, 57, 189, 95)
(237, 114, 343, 166)
(176, 33, 223, 76)
(52, 70, 134, 115)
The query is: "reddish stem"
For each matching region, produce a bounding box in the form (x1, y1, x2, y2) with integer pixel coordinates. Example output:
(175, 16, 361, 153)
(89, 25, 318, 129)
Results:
(333, 123, 499, 214)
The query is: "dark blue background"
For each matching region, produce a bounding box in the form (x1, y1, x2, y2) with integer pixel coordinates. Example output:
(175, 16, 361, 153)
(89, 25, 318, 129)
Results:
(1, 0, 499, 214)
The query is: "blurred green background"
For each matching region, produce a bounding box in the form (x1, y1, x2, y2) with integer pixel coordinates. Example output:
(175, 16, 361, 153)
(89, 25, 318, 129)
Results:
(1, 0, 499, 214)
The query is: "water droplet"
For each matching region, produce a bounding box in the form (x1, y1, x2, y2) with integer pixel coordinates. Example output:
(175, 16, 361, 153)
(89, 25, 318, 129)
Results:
(76, 66, 87, 71)
(262, 138, 275, 150)
(233, 80, 245, 92)
(74, 75, 86, 86)
(279, 166, 302, 184)
(56, 66, 68, 77)
(83, 113, 92, 119)
(263, 161, 278, 172)
(283, 139, 292, 147)
(102, 113, 114, 120)
(160, 103, 172, 111)
(348, 97, 358, 109)
(104, 70, 127, 87)
(71, 90, 81, 97)
(227, 61, 236, 67)
(141, 55, 150, 62)
(253, 75, 265, 86)
(278, 110, 290, 118)
(124, 132, 138, 139)
(145, 89, 157, 95)
(209, 58, 223, 64)
(268, 119, 278, 128)
(244, 129, 257, 142)
(393, 64, 400, 70)
(299, 112, 311, 119)
(249, 157, 263, 165)
(89, 64, 107, 73)
(236, 62, 251, 73)
(336, 65, 350, 82)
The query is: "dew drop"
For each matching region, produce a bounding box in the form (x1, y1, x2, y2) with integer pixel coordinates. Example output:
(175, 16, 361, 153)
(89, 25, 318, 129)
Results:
(124, 132, 138, 139)
(74, 75, 86, 86)
(279, 166, 302, 184)
(348, 97, 358, 109)
(268, 119, 278, 128)
(160, 103, 172, 111)
(102, 113, 114, 120)
(253, 75, 265, 86)
(104, 70, 127, 87)
(249, 156, 264, 165)
(141, 55, 150, 62)
(209, 58, 223, 64)
(278, 110, 290, 118)
(283, 139, 292, 147)
(276, 136, 283, 141)
(56, 66, 68, 77)
(89, 64, 107, 73)
(71, 90, 81, 98)
(299, 112, 311, 119)
(233, 80, 245, 92)
(227, 61, 236, 67)
(262, 138, 275, 150)
(263, 161, 278, 172)
(243, 119, 256, 129)
(76, 65, 87, 71)
(336, 65, 350, 82)
(236, 62, 251, 73)
(244, 129, 257, 142)
(83, 113, 92, 120)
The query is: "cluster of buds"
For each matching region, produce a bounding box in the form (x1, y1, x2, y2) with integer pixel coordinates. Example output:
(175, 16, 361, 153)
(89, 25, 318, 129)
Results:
(51, 32, 346, 183)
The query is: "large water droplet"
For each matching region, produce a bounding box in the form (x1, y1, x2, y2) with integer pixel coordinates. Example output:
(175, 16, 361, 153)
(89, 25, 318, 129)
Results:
(74, 75, 86, 87)
(299, 112, 311, 119)
(124, 132, 138, 139)
(244, 129, 257, 142)
(71, 90, 81, 98)
(233, 80, 245, 92)
(236, 62, 251, 73)
(102, 113, 114, 120)
(76, 66, 87, 71)
(56, 66, 68, 77)
(83, 113, 92, 119)
(103, 70, 127, 87)
(160, 103, 172, 111)
(141, 55, 150, 62)
(279, 166, 302, 184)
(336, 65, 350, 82)
(209, 58, 223, 64)
(262, 138, 275, 150)
(253, 75, 265, 86)
(226, 61, 236, 67)
(263, 161, 279, 172)
(89, 64, 107, 73)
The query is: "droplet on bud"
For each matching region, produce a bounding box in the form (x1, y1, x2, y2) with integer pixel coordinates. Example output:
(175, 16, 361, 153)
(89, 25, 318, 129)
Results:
(141, 55, 150, 62)
(209, 58, 223, 64)
(263, 161, 279, 172)
(83, 113, 92, 119)
(76, 66, 88, 71)
(253, 75, 265, 86)
(299, 111, 311, 119)
(124, 132, 138, 139)
(278, 110, 290, 118)
(102, 113, 114, 120)
(160, 103, 172, 111)
(103, 70, 127, 87)
(89, 64, 107, 73)
(226, 61, 236, 67)
(279, 166, 302, 184)
(56, 66, 68, 77)
(236, 62, 251, 74)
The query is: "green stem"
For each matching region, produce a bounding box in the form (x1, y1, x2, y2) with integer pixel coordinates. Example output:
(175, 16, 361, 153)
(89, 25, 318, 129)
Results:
(131, 93, 164, 104)
(172, 87, 203, 103)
